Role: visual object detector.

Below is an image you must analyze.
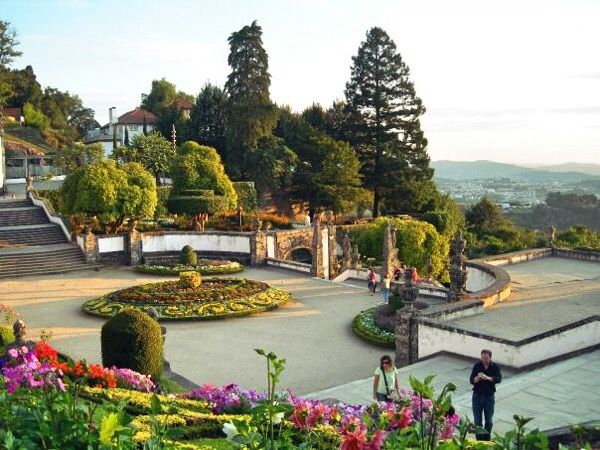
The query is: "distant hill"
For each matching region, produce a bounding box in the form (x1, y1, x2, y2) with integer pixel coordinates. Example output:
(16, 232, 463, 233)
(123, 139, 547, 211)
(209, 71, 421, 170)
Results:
(432, 160, 599, 183)
(534, 163, 600, 176)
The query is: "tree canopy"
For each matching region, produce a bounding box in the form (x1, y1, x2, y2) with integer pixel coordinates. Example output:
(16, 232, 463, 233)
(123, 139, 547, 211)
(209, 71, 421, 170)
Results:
(0, 21, 21, 68)
(345, 27, 431, 216)
(111, 131, 175, 185)
(225, 20, 277, 180)
(186, 83, 227, 155)
(61, 160, 157, 232)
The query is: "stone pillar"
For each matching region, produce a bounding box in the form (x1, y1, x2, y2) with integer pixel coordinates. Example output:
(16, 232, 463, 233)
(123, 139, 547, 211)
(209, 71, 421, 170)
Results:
(327, 224, 338, 279)
(311, 221, 324, 278)
(127, 229, 142, 265)
(449, 231, 468, 302)
(394, 304, 419, 368)
(82, 230, 98, 264)
(250, 231, 267, 265)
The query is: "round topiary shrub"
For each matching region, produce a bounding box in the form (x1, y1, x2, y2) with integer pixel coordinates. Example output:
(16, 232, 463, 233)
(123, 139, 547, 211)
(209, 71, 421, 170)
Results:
(0, 326, 15, 349)
(101, 309, 163, 381)
(179, 245, 198, 266)
(179, 271, 202, 288)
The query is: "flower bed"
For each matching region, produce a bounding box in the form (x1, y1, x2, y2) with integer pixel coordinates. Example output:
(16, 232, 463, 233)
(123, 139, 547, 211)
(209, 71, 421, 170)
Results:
(82, 277, 292, 320)
(136, 259, 243, 276)
(352, 305, 395, 348)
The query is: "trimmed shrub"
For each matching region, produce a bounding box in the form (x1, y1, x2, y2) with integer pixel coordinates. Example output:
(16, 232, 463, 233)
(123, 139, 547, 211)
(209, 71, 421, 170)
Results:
(388, 295, 404, 312)
(179, 245, 198, 266)
(101, 309, 163, 380)
(180, 271, 201, 289)
(168, 194, 229, 217)
(155, 186, 172, 219)
(0, 326, 15, 348)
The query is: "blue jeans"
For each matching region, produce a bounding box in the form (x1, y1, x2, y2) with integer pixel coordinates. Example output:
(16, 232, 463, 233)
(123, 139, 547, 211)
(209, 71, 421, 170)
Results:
(382, 288, 389, 301)
(472, 393, 495, 440)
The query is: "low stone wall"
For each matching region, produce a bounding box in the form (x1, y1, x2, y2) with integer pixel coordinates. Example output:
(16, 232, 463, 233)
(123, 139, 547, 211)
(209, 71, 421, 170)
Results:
(472, 247, 552, 266)
(97, 234, 127, 264)
(417, 315, 600, 370)
(552, 247, 600, 263)
(464, 261, 512, 307)
(141, 231, 252, 255)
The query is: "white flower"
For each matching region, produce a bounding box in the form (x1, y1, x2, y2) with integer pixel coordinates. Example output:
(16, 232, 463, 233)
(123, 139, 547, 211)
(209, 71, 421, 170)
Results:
(271, 411, 285, 424)
(222, 422, 239, 440)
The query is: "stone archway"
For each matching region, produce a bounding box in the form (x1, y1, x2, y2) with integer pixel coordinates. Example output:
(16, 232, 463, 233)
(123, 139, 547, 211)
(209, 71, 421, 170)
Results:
(289, 247, 312, 264)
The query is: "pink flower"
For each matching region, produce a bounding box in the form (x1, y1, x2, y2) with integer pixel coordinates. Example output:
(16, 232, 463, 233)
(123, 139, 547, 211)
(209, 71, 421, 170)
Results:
(7, 349, 17, 358)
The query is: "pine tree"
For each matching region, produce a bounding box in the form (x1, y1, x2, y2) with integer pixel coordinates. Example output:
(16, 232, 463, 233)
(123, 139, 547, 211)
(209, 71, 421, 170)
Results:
(187, 83, 227, 156)
(124, 126, 129, 146)
(224, 20, 277, 179)
(345, 27, 431, 217)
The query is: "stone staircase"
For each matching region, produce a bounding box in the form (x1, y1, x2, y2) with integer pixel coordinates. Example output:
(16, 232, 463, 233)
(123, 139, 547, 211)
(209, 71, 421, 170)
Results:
(0, 198, 91, 278)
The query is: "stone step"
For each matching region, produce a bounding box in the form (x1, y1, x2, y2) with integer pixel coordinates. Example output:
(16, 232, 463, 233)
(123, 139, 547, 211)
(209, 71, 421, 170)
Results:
(0, 199, 33, 209)
(0, 249, 83, 264)
(0, 208, 48, 226)
(0, 225, 67, 246)
(0, 263, 95, 279)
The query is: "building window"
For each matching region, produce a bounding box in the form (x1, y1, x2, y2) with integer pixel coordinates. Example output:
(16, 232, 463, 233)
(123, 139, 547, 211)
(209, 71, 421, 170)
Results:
(129, 125, 138, 131)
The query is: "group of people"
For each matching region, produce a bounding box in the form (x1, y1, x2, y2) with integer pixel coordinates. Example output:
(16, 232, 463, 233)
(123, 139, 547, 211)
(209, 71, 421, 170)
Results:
(367, 265, 419, 300)
(373, 350, 502, 441)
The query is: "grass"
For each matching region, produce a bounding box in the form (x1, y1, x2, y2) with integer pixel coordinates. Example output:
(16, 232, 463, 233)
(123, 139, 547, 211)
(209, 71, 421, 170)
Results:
(187, 438, 236, 449)
(159, 375, 187, 394)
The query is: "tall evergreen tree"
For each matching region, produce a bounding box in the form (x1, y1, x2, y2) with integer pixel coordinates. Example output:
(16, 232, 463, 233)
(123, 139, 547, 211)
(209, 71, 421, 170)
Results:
(0, 21, 22, 68)
(224, 20, 277, 179)
(186, 83, 227, 156)
(345, 27, 431, 217)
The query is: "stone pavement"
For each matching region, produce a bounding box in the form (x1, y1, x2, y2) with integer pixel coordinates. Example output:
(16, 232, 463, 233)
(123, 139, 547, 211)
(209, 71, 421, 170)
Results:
(442, 257, 600, 340)
(0, 266, 386, 394)
(308, 350, 600, 433)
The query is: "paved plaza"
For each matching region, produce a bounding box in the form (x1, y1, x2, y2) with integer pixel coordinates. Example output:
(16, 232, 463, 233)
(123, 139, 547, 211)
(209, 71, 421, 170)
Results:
(0, 266, 386, 394)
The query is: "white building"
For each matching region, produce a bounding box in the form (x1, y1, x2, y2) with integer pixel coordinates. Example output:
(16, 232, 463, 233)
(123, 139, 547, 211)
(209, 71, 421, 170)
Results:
(85, 107, 157, 156)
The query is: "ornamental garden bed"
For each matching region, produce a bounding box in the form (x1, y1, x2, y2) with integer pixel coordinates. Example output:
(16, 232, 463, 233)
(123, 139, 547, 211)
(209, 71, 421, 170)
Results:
(82, 277, 291, 320)
(352, 304, 395, 348)
(135, 259, 243, 276)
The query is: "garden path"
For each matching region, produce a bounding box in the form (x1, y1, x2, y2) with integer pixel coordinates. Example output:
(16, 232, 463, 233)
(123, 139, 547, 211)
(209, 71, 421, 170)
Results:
(0, 266, 385, 394)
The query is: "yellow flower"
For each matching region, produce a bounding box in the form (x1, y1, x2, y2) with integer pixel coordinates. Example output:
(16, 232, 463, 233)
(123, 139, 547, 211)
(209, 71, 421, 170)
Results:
(99, 412, 121, 445)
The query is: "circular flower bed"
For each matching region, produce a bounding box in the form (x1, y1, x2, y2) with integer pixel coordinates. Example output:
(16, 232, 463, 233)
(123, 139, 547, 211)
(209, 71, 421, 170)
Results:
(82, 278, 291, 321)
(352, 305, 395, 348)
(135, 259, 243, 276)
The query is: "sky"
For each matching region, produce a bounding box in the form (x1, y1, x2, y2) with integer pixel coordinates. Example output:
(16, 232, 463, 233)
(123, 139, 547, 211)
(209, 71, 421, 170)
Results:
(3, 0, 600, 165)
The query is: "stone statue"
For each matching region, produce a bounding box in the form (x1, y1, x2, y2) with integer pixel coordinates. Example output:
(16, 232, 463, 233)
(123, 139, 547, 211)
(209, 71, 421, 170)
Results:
(253, 216, 263, 232)
(13, 319, 26, 344)
(325, 210, 334, 226)
(424, 256, 433, 280)
(382, 221, 400, 279)
(341, 232, 352, 270)
(350, 244, 361, 269)
(449, 231, 468, 302)
(549, 225, 557, 247)
(401, 267, 419, 304)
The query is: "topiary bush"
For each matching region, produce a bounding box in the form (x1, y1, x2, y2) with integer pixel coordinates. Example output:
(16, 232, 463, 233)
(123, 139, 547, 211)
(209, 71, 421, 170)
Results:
(0, 326, 15, 349)
(179, 271, 202, 289)
(179, 245, 198, 266)
(101, 309, 163, 380)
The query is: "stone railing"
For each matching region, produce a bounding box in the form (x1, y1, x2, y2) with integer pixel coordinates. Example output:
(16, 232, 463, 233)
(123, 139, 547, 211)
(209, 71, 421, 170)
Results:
(264, 257, 312, 274)
(28, 191, 71, 241)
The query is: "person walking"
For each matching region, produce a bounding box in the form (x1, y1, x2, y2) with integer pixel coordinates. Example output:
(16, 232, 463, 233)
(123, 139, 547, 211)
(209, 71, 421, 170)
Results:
(470, 349, 502, 441)
(381, 274, 391, 301)
(367, 268, 377, 296)
(373, 355, 399, 402)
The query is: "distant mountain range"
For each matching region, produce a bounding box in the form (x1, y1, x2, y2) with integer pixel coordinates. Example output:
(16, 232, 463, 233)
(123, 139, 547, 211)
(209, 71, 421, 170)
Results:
(432, 160, 600, 183)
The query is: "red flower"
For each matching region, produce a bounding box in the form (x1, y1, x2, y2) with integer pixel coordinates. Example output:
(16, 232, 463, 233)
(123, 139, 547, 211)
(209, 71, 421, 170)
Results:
(34, 341, 58, 365)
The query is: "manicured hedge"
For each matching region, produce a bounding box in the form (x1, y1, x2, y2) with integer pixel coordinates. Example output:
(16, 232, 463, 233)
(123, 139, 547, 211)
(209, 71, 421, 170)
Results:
(135, 261, 243, 276)
(352, 307, 395, 348)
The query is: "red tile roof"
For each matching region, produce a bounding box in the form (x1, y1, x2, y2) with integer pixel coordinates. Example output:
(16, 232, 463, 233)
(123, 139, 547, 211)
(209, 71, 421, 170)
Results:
(170, 99, 194, 110)
(118, 108, 157, 125)
(2, 107, 22, 120)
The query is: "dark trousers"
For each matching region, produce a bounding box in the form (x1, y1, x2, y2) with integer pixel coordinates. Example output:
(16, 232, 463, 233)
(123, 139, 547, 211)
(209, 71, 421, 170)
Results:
(472, 392, 495, 440)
